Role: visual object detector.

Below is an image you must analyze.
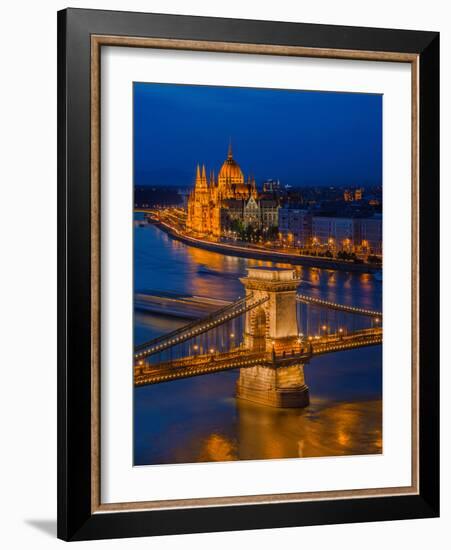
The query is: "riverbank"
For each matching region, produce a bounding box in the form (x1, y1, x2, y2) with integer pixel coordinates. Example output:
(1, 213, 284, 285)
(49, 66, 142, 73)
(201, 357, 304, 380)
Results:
(150, 218, 382, 274)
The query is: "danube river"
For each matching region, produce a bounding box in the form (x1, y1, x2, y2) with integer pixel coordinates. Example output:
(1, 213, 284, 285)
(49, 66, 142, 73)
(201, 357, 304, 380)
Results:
(134, 217, 382, 466)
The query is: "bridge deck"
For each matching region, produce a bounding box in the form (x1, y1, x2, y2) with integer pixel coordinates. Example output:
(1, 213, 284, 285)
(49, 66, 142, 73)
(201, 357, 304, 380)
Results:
(135, 328, 382, 386)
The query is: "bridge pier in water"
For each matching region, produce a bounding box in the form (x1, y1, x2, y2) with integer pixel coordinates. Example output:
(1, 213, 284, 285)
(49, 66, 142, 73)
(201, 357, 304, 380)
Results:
(236, 268, 310, 408)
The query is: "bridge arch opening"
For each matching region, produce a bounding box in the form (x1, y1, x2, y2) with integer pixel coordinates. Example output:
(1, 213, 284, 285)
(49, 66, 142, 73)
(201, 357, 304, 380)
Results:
(252, 308, 267, 351)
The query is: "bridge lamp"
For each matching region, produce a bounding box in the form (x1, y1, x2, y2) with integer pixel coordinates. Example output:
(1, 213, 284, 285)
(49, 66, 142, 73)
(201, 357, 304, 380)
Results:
(209, 348, 215, 354)
(338, 328, 344, 333)
(321, 324, 327, 331)
(375, 317, 380, 323)
(230, 333, 235, 338)
(193, 344, 198, 351)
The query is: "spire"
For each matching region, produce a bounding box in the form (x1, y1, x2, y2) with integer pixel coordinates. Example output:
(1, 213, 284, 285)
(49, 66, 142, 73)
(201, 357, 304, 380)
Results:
(227, 138, 233, 159)
(202, 164, 207, 180)
(249, 172, 257, 198)
(195, 164, 201, 183)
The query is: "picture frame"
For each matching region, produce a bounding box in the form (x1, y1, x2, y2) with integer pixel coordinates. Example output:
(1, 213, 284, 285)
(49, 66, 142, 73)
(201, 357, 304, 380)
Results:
(57, 7, 439, 541)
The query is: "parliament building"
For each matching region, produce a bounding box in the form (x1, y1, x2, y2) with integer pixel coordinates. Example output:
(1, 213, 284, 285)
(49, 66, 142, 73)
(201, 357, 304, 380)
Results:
(186, 143, 279, 239)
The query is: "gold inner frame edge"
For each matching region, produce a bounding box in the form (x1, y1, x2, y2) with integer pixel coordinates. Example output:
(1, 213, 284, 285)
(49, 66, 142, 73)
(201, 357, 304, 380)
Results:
(90, 34, 420, 514)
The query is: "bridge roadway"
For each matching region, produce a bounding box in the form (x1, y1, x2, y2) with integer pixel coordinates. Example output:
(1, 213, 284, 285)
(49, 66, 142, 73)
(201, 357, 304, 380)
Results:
(134, 327, 382, 386)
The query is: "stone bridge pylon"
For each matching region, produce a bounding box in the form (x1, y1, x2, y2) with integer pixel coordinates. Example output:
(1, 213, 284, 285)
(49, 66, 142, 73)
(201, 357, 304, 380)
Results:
(237, 267, 310, 408)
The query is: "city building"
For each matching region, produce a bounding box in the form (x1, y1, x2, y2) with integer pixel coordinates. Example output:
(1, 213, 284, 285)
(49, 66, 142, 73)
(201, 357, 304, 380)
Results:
(260, 199, 280, 228)
(278, 208, 312, 247)
(312, 216, 354, 251)
(186, 164, 221, 237)
(243, 196, 260, 227)
(354, 215, 383, 255)
(344, 188, 364, 202)
(311, 214, 382, 255)
(262, 179, 281, 193)
(186, 143, 279, 238)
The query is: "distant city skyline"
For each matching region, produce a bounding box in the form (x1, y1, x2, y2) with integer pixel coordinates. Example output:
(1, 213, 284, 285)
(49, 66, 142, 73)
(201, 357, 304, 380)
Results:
(134, 82, 382, 188)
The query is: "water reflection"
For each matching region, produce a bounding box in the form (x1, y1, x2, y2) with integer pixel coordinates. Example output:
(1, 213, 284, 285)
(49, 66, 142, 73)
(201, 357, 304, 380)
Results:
(235, 399, 382, 460)
(197, 434, 237, 462)
(134, 364, 382, 466)
(134, 222, 381, 325)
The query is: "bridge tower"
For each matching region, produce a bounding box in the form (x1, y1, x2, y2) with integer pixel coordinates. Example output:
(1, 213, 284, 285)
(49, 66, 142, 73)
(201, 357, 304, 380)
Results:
(236, 267, 309, 408)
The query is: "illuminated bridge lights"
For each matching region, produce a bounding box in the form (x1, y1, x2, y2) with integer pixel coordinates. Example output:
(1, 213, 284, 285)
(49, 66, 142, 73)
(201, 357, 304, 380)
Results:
(296, 294, 382, 318)
(134, 290, 381, 365)
(134, 295, 269, 359)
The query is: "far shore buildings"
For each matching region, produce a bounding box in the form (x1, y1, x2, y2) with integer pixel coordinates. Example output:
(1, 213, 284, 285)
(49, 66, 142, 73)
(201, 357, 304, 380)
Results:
(186, 142, 382, 255)
(344, 187, 363, 202)
(186, 143, 280, 238)
(279, 207, 382, 255)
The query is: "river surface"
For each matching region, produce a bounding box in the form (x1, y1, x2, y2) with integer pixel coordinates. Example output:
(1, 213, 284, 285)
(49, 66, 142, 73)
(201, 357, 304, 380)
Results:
(133, 216, 382, 466)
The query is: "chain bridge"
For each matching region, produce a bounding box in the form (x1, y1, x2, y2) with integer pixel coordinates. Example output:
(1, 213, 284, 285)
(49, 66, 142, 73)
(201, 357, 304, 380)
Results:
(134, 267, 382, 408)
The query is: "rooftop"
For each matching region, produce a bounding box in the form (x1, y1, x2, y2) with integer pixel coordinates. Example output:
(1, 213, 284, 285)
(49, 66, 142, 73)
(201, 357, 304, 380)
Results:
(246, 267, 298, 282)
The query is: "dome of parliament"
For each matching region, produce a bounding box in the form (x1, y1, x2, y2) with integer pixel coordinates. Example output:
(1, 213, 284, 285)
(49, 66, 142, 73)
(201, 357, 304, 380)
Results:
(218, 143, 244, 183)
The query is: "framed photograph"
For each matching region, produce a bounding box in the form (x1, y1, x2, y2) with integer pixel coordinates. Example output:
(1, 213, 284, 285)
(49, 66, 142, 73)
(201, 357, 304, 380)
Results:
(57, 8, 439, 541)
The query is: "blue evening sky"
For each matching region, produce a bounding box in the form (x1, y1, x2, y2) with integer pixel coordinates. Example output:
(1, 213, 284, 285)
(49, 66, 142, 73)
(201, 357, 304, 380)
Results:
(133, 82, 382, 188)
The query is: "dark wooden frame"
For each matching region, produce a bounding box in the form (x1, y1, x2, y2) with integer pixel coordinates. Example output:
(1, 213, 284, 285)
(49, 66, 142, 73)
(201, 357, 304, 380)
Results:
(58, 7, 439, 541)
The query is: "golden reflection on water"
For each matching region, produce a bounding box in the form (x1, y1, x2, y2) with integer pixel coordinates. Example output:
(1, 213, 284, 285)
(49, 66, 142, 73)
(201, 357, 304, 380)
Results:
(187, 246, 228, 272)
(197, 434, 237, 462)
(186, 400, 382, 463)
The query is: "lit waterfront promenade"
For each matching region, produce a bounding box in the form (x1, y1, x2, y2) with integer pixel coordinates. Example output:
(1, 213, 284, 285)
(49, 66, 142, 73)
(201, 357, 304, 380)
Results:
(138, 208, 382, 274)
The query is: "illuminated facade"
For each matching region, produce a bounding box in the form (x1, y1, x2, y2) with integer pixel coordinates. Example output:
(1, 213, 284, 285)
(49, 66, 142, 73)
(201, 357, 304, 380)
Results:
(279, 208, 382, 255)
(279, 208, 312, 247)
(186, 143, 258, 238)
(344, 188, 364, 202)
(312, 215, 382, 255)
